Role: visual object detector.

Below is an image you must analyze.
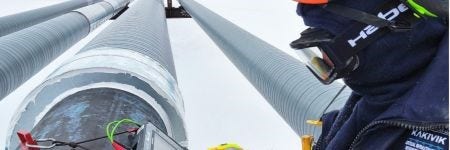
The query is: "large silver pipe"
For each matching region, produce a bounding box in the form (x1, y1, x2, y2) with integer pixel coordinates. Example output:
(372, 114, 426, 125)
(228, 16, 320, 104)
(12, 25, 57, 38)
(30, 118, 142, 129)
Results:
(6, 0, 186, 148)
(178, 0, 352, 137)
(0, 0, 129, 101)
(0, 0, 101, 37)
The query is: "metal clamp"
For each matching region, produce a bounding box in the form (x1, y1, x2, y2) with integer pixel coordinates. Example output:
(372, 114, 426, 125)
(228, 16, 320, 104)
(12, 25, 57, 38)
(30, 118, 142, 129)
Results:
(25, 138, 57, 149)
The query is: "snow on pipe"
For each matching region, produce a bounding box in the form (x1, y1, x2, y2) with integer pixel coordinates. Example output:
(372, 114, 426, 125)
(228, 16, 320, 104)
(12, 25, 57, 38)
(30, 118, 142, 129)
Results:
(6, 0, 186, 148)
(0, 0, 130, 101)
(178, 0, 352, 137)
(0, 0, 101, 37)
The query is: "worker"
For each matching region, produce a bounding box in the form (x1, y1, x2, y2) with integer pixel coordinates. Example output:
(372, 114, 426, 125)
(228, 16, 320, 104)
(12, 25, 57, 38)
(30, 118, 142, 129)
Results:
(290, 0, 448, 149)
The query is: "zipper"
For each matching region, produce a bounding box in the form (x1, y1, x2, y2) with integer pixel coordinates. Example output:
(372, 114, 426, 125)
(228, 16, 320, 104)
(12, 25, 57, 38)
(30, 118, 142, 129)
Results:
(313, 134, 324, 150)
(349, 120, 449, 149)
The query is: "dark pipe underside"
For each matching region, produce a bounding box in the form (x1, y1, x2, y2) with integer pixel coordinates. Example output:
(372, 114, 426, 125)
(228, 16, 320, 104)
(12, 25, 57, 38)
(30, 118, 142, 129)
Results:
(29, 88, 167, 149)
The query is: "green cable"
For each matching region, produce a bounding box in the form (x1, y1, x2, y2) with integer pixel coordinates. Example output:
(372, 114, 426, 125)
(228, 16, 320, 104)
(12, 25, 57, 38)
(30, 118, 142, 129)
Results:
(406, 0, 438, 17)
(110, 119, 139, 141)
(105, 119, 140, 143)
(106, 120, 120, 142)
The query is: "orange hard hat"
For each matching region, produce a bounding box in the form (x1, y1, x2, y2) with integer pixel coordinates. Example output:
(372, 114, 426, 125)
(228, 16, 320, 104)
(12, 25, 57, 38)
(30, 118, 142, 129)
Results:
(294, 0, 329, 4)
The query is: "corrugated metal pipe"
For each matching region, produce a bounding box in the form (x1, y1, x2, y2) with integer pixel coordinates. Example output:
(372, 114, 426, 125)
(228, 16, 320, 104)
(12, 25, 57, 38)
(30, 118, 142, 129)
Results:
(178, 0, 352, 137)
(0, 0, 130, 101)
(6, 0, 186, 148)
(0, 0, 101, 37)
(80, 0, 178, 78)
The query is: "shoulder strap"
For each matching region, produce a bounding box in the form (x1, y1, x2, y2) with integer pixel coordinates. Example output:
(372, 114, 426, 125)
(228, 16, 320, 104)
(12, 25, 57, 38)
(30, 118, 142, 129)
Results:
(323, 4, 393, 28)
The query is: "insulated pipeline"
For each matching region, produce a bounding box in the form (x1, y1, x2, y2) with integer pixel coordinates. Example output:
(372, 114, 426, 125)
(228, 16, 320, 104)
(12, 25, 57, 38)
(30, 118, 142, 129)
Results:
(6, 0, 186, 148)
(0, 0, 101, 37)
(178, 0, 352, 137)
(0, 0, 130, 101)
(81, 0, 177, 77)
(74, 0, 185, 141)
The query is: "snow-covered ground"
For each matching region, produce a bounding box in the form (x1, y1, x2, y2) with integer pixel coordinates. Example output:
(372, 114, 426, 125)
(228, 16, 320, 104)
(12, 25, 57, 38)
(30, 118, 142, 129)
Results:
(0, 0, 305, 149)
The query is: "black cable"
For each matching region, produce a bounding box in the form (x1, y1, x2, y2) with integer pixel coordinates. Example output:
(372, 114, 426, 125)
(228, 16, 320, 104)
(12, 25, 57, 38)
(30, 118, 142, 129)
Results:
(320, 85, 347, 116)
(75, 130, 130, 145)
(75, 144, 89, 150)
(52, 130, 135, 149)
(54, 141, 90, 150)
